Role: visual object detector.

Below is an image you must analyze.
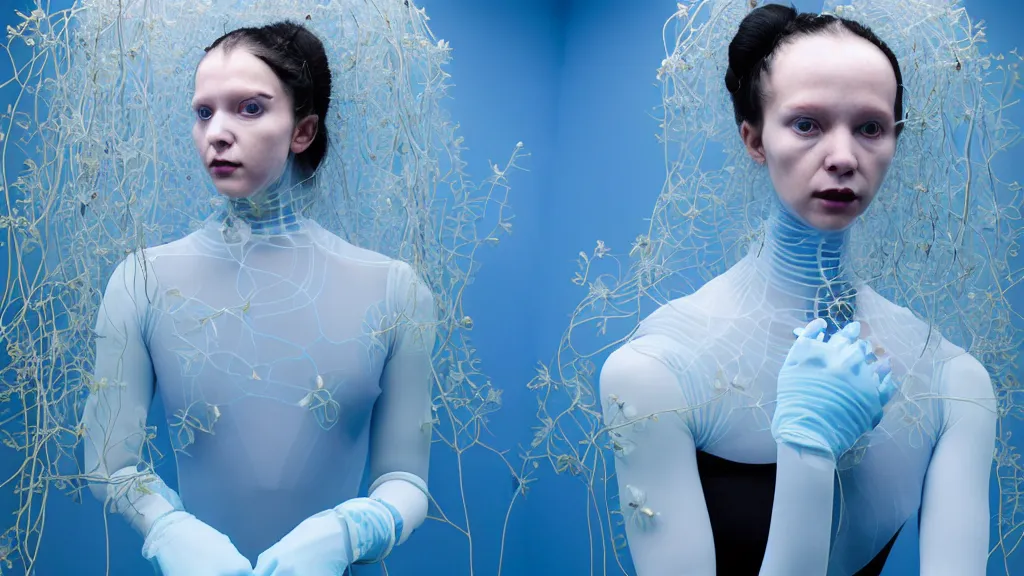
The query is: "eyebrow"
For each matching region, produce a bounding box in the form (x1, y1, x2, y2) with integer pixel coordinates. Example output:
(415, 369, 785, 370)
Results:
(191, 91, 275, 107)
(781, 102, 893, 120)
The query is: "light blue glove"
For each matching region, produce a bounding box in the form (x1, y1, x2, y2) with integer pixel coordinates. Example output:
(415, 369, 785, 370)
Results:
(142, 510, 254, 576)
(772, 318, 897, 461)
(254, 498, 400, 576)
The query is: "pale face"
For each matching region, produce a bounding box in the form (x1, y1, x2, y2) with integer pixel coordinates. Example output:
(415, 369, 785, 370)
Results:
(191, 46, 317, 199)
(741, 32, 899, 231)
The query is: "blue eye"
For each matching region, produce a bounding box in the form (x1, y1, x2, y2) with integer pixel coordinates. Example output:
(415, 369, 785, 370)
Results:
(860, 121, 883, 137)
(196, 106, 212, 121)
(241, 101, 263, 116)
(793, 118, 818, 134)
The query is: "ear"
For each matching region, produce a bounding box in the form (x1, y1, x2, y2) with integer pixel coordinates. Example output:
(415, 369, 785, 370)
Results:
(740, 121, 766, 165)
(290, 114, 319, 155)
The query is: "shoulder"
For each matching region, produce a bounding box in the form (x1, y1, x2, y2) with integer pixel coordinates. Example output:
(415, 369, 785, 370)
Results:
(602, 339, 677, 388)
(105, 250, 154, 295)
(615, 280, 729, 394)
(108, 234, 196, 281)
(941, 353, 995, 406)
(922, 352, 998, 472)
(307, 227, 434, 310)
(102, 231, 209, 299)
(310, 227, 426, 287)
(630, 284, 726, 373)
(599, 337, 709, 450)
(637, 290, 717, 341)
(375, 259, 434, 325)
(855, 285, 967, 364)
(856, 285, 927, 328)
(385, 259, 432, 298)
(601, 335, 701, 410)
(856, 286, 988, 389)
(342, 242, 393, 267)
(309, 224, 392, 265)
(925, 351, 996, 443)
(136, 230, 205, 260)
(638, 267, 741, 333)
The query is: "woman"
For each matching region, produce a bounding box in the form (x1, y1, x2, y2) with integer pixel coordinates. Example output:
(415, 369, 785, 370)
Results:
(600, 5, 996, 575)
(81, 21, 435, 576)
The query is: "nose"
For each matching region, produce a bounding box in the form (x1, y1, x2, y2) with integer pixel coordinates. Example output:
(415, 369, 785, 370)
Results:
(824, 132, 858, 176)
(205, 112, 235, 151)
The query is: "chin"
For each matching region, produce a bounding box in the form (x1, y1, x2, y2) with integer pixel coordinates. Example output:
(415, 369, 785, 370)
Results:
(213, 184, 256, 200)
(802, 212, 858, 232)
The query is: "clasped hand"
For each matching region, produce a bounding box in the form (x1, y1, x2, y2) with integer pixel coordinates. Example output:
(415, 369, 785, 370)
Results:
(143, 511, 254, 576)
(772, 318, 898, 461)
(253, 509, 353, 576)
(144, 508, 352, 576)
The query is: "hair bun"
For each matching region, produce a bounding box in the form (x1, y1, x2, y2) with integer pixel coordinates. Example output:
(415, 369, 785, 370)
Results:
(727, 4, 797, 83)
(725, 67, 741, 93)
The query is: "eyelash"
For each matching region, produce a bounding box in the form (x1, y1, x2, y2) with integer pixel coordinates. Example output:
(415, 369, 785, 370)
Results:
(241, 101, 263, 116)
(195, 100, 264, 121)
(791, 118, 884, 138)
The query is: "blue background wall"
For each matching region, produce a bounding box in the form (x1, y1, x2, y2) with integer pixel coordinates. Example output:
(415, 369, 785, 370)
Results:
(1, 0, 1022, 574)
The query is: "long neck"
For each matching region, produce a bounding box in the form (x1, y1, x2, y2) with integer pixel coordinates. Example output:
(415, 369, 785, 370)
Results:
(753, 200, 857, 336)
(219, 157, 313, 236)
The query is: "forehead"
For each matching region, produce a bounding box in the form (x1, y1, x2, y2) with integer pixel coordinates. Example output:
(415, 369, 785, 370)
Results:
(765, 32, 897, 115)
(193, 46, 284, 99)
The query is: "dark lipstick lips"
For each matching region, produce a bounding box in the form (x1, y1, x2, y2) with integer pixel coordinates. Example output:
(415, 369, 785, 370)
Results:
(210, 159, 240, 167)
(812, 188, 856, 202)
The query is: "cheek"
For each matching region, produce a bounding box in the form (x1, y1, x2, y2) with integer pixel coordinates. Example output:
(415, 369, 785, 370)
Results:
(257, 116, 297, 156)
(762, 127, 803, 168)
(868, 144, 897, 183)
(764, 137, 808, 193)
(191, 124, 203, 151)
(265, 111, 296, 138)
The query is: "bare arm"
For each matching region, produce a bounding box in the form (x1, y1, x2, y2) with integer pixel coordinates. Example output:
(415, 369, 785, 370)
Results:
(918, 354, 996, 575)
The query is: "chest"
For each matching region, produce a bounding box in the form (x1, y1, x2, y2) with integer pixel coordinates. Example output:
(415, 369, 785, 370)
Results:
(141, 247, 393, 448)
